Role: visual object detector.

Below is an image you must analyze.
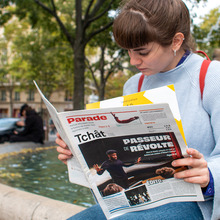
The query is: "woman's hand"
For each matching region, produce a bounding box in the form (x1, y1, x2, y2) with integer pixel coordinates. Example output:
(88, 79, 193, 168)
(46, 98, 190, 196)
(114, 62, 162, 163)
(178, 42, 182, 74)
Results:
(172, 148, 210, 188)
(56, 133, 73, 165)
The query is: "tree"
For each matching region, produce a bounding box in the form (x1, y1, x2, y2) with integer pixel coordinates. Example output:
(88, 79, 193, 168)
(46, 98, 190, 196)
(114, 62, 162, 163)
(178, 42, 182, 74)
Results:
(192, 7, 220, 57)
(0, 7, 30, 117)
(1, 0, 120, 109)
(12, 26, 73, 99)
(0, 5, 69, 114)
(29, 0, 120, 109)
(85, 38, 130, 100)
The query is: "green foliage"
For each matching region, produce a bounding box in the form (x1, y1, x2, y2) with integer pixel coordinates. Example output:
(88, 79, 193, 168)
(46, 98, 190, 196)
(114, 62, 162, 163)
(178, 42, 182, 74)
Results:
(105, 71, 130, 99)
(0, 8, 74, 98)
(14, 29, 73, 97)
(0, 1, 76, 97)
(193, 7, 220, 57)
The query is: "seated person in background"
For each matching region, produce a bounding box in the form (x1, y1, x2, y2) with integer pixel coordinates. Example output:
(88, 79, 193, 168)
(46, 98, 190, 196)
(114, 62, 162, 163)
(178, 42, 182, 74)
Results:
(212, 48, 220, 61)
(10, 106, 44, 144)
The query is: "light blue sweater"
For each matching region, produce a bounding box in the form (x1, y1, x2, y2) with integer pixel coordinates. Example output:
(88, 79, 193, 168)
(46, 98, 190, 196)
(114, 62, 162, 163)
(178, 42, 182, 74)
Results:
(123, 53, 220, 220)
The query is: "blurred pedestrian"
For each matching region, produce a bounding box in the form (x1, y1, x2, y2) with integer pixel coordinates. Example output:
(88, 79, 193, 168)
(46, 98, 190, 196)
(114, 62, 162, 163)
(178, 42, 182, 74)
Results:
(212, 48, 220, 61)
(10, 106, 44, 144)
(16, 103, 29, 127)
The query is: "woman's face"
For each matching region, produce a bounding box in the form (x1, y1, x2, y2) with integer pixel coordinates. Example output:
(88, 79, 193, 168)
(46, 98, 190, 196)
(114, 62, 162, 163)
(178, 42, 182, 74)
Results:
(128, 42, 178, 76)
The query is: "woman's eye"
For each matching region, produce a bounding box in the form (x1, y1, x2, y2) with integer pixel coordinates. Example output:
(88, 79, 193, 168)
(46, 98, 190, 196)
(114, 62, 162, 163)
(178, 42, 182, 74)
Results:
(139, 52, 149, 56)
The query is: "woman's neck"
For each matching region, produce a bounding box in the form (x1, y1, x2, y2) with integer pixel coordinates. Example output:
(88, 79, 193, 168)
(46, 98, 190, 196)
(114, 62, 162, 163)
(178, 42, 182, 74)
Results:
(162, 49, 186, 73)
(174, 49, 186, 67)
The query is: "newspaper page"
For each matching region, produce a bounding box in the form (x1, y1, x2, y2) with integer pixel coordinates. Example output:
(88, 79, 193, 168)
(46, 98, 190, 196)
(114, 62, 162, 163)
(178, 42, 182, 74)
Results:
(55, 103, 204, 219)
(77, 84, 187, 186)
(36, 82, 184, 188)
(34, 81, 89, 187)
(35, 82, 204, 219)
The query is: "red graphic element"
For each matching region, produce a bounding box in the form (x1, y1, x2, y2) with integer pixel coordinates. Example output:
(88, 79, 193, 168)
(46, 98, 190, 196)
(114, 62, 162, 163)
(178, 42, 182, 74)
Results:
(168, 132, 182, 159)
(111, 112, 139, 124)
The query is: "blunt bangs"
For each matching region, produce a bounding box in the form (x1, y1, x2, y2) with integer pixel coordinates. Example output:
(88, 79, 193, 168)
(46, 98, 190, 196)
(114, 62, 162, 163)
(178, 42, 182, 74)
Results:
(113, 11, 156, 49)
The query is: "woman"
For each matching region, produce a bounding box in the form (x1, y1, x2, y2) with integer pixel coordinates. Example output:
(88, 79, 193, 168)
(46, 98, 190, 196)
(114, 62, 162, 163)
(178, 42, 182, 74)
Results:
(56, 0, 220, 219)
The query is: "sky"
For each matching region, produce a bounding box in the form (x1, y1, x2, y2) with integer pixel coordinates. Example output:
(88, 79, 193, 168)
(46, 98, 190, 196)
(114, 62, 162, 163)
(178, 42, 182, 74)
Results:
(183, 0, 220, 24)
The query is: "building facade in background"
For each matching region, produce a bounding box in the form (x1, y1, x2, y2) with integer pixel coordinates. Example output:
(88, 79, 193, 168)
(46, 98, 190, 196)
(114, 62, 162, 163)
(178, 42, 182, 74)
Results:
(0, 85, 73, 118)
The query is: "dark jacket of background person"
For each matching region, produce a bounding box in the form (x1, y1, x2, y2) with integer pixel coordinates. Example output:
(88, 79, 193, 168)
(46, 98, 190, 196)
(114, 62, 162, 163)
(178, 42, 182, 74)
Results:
(10, 108, 44, 144)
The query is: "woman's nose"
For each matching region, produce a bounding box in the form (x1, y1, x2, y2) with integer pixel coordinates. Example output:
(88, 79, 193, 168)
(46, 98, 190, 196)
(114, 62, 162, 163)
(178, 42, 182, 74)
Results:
(129, 53, 142, 66)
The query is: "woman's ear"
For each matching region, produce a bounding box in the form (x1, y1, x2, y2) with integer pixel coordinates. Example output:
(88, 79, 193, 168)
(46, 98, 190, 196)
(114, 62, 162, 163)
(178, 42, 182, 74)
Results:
(172, 32, 185, 52)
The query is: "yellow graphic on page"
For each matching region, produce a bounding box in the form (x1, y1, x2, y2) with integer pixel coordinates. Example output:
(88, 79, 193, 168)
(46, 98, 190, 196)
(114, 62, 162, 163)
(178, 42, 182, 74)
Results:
(86, 85, 186, 145)
(122, 91, 153, 106)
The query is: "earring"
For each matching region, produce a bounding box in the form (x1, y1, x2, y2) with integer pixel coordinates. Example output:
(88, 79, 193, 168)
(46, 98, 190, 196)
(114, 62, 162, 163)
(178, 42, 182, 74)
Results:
(174, 50, 176, 56)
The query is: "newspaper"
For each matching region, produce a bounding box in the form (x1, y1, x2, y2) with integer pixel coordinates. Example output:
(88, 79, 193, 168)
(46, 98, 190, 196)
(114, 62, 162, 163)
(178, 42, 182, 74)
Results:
(34, 82, 204, 219)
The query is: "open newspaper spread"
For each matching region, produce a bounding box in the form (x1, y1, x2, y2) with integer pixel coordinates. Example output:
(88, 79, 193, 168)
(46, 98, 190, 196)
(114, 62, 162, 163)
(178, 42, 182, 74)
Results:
(34, 82, 204, 219)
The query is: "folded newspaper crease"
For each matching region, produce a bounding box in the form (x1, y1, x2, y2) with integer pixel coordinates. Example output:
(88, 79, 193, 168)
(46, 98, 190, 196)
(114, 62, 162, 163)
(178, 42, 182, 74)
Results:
(34, 81, 204, 219)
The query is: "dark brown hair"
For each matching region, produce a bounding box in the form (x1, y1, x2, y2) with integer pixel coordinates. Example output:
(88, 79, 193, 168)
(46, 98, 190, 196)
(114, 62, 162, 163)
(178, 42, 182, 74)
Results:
(113, 0, 195, 51)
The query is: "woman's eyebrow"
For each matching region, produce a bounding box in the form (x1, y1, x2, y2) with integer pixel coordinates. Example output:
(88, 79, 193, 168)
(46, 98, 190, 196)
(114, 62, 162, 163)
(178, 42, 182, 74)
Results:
(133, 47, 148, 51)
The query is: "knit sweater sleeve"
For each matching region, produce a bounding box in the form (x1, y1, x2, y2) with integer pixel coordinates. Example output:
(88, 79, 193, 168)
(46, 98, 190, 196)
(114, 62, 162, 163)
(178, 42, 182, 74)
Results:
(201, 60, 220, 219)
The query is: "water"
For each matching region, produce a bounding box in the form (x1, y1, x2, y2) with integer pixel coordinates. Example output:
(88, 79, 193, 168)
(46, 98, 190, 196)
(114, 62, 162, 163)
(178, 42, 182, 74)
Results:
(0, 147, 95, 208)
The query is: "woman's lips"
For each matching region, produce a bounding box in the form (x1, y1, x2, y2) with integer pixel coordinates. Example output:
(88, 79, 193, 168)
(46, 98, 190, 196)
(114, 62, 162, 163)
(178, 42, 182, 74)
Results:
(137, 68, 148, 72)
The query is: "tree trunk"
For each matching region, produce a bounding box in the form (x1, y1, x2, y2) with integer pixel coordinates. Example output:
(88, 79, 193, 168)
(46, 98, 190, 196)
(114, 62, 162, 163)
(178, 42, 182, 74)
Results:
(99, 82, 105, 101)
(99, 46, 105, 101)
(32, 0, 117, 109)
(73, 43, 85, 110)
(72, 0, 85, 110)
